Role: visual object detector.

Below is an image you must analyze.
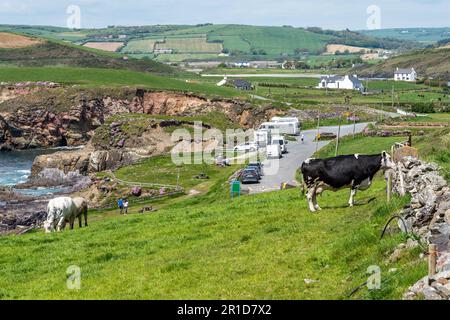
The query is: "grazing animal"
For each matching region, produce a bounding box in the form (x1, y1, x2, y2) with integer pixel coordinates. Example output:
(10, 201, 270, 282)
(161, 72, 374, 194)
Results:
(44, 197, 88, 233)
(301, 152, 394, 212)
(72, 197, 88, 229)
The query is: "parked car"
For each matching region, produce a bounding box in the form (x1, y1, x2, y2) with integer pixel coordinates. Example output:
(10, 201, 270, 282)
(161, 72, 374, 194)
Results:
(239, 168, 260, 184)
(247, 162, 264, 176)
(266, 144, 282, 159)
(234, 142, 258, 153)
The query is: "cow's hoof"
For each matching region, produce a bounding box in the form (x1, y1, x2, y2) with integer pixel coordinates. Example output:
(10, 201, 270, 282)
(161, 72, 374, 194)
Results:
(315, 205, 322, 211)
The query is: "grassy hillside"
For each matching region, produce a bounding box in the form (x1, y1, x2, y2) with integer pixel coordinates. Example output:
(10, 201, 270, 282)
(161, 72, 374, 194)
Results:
(0, 67, 242, 98)
(0, 39, 174, 74)
(360, 28, 450, 44)
(355, 48, 450, 78)
(0, 134, 427, 300)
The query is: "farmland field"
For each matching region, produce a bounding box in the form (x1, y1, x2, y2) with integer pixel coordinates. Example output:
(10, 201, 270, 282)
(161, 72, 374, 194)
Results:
(122, 39, 162, 54)
(0, 32, 42, 48)
(83, 42, 125, 52)
(155, 38, 223, 53)
(325, 44, 371, 55)
(156, 53, 221, 62)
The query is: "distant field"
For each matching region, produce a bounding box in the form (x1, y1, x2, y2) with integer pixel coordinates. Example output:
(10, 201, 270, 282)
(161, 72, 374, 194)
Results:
(155, 38, 223, 53)
(0, 32, 42, 48)
(325, 44, 371, 55)
(156, 53, 221, 62)
(83, 42, 124, 52)
(122, 39, 162, 53)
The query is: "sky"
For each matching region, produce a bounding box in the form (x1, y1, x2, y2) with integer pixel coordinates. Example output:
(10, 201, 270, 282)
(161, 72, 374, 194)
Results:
(0, 0, 449, 30)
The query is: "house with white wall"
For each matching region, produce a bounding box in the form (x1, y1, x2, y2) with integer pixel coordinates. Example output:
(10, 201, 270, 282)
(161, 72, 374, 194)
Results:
(394, 67, 417, 82)
(317, 75, 365, 92)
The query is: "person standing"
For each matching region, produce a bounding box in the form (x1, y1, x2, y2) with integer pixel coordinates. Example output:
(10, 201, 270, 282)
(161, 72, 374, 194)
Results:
(118, 198, 124, 214)
(123, 199, 129, 215)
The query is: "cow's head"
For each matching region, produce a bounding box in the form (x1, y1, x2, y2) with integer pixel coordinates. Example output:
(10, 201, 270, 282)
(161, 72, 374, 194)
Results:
(43, 220, 52, 233)
(380, 151, 395, 170)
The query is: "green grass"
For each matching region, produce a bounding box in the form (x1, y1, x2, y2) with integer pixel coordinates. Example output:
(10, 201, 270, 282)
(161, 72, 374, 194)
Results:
(0, 67, 243, 98)
(121, 39, 161, 54)
(0, 134, 427, 300)
(113, 155, 238, 191)
(155, 38, 222, 53)
(316, 135, 406, 158)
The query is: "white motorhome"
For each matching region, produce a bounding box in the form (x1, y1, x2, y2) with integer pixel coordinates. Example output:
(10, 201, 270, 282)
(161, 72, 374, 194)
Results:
(272, 135, 288, 153)
(254, 130, 272, 147)
(259, 121, 300, 136)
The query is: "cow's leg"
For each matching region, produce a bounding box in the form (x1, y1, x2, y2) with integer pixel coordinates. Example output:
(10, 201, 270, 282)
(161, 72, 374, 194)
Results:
(306, 187, 317, 212)
(313, 188, 322, 211)
(348, 188, 357, 207)
(84, 209, 88, 227)
(57, 217, 66, 232)
(79, 215, 82, 228)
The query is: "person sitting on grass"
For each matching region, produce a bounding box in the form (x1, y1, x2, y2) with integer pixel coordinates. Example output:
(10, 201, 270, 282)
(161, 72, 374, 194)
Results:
(118, 198, 124, 215)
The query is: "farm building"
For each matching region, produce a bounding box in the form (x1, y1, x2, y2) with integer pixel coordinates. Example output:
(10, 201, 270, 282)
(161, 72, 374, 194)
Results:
(233, 79, 252, 90)
(394, 67, 417, 82)
(317, 75, 365, 92)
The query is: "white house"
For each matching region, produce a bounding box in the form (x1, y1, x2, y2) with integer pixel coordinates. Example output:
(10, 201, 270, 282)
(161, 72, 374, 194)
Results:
(317, 75, 365, 92)
(394, 67, 417, 82)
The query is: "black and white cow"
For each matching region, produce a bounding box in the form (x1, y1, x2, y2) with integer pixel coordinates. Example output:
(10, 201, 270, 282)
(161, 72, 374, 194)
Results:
(301, 152, 395, 212)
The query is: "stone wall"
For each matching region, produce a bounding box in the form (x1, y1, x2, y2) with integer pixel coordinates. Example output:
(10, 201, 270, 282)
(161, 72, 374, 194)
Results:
(391, 157, 450, 299)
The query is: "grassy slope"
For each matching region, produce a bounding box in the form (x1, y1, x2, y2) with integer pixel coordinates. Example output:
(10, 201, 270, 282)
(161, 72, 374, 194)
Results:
(355, 48, 450, 78)
(0, 135, 426, 300)
(359, 28, 450, 43)
(0, 67, 242, 98)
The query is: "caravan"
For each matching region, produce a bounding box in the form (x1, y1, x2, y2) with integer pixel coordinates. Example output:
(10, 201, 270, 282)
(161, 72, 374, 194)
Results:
(258, 121, 300, 136)
(254, 129, 272, 147)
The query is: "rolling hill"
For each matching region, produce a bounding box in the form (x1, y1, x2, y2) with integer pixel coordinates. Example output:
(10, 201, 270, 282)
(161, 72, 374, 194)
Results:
(0, 32, 174, 74)
(355, 47, 450, 78)
(360, 27, 450, 44)
(0, 24, 421, 62)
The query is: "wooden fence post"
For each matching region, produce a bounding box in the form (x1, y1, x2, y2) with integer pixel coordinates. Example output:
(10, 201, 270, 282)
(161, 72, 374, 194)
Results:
(428, 244, 437, 284)
(386, 170, 393, 203)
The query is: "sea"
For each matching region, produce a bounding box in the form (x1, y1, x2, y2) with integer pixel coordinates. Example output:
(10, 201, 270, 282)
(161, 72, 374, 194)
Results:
(0, 147, 81, 197)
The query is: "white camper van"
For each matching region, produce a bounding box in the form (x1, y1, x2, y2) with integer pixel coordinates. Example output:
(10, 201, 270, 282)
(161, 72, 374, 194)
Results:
(259, 121, 300, 136)
(272, 135, 288, 153)
(266, 144, 282, 159)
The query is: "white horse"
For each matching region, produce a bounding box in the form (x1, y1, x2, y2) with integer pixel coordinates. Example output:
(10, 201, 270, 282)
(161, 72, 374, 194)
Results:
(44, 197, 88, 233)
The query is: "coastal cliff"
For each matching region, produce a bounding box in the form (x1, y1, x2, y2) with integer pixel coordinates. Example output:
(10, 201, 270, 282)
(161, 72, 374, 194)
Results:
(0, 85, 280, 151)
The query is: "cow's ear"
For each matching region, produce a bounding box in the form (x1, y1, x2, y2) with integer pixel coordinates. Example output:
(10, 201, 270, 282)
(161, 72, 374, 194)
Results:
(382, 151, 387, 158)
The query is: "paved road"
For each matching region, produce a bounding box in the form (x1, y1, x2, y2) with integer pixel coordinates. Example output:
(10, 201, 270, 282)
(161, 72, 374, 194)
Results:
(243, 123, 370, 194)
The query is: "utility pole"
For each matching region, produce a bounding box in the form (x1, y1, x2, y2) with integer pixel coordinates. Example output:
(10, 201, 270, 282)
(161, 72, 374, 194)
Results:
(315, 111, 321, 153)
(335, 115, 342, 156)
(391, 85, 395, 110)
